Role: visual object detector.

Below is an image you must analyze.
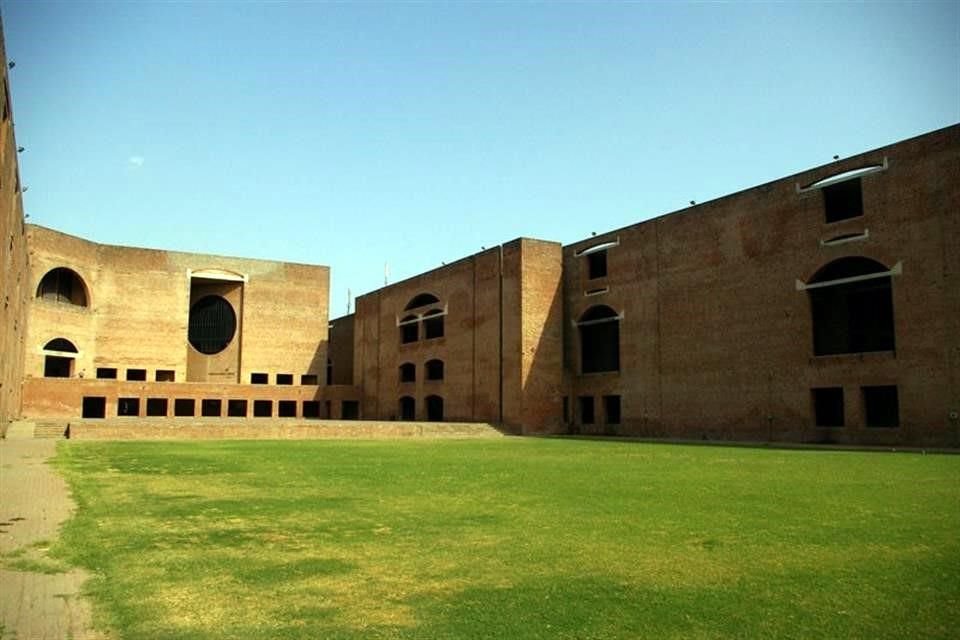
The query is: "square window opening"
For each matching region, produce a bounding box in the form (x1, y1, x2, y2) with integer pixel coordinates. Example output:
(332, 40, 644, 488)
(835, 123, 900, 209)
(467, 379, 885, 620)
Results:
(276, 374, 293, 385)
(253, 400, 273, 417)
(823, 178, 863, 223)
(126, 368, 147, 381)
(81, 396, 106, 419)
(278, 400, 297, 417)
(156, 369, 175, 382)
(251, 373, 269, 384)
(146, 398, 168, 417)
(341, 400, 359, 420)
(96, 367, 118, 379)
(117, 397, 140, 417)
(227, 399, 247, 417)
(201, 399, 222, 417)
(174, 399, 195, 417)
(302, 401, 321, 419)
(863, 385, 899, 428)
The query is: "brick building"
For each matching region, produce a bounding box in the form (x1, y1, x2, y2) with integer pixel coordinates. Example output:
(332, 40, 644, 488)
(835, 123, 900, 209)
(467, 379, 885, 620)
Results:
(0, 17, 956, 445)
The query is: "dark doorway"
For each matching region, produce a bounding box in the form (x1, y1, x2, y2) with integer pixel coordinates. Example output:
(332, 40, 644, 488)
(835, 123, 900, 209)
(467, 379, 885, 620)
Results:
(399, 396, 416, 420)
(425, 395, 444, 422)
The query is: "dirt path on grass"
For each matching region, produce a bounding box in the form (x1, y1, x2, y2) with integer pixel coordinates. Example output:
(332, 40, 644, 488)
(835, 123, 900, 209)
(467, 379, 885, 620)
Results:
(0, 438, 107, 639)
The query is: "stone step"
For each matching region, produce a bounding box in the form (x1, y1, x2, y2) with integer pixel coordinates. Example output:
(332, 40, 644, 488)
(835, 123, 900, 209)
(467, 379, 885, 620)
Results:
(3, 420, 36, 439)
(33, 422, 68, 439)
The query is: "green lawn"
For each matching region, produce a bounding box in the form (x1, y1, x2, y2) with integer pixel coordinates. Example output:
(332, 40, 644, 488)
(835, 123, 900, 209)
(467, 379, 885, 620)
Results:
(51, 438, 959, 639)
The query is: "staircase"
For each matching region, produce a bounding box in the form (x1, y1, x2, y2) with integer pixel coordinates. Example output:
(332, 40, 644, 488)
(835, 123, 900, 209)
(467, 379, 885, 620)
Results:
(2, 420, 68, 439)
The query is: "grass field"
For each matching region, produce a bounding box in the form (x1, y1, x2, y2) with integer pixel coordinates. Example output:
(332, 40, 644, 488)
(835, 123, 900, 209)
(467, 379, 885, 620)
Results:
(50, 438, 959, 639)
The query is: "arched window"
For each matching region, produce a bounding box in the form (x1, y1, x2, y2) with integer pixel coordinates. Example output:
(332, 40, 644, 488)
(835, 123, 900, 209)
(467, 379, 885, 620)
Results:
(399, 315, 419, 344)
(425, 395, 444, 422)
(399, 396, 416, 420)
(425, 359, 444, 381)
(423, 309, 444, 339)
(42, 338, 78, 378)
(36, 268, 88, 307)
(405, 293, 440, 311)
(578, 305, 620, 374)
(807, 257, 894, 356)
(399, 362, 416, 383)
(44, 338, 78, 353)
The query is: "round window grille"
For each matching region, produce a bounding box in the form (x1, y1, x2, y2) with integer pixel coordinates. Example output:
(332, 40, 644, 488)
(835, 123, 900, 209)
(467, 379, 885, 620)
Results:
(188, 295, 237, 355)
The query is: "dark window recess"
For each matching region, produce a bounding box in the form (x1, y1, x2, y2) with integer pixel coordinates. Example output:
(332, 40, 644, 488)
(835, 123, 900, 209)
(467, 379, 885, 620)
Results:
(36, 268, 88, 306)
(201, 399, 222, 417)
(399, 396, 416, 420)
(604, 395, 621, 425)
(405, 293, 439, 310)
(156, 370, 175, 382)
(400, 316, 419, 344)
(174, 399, 195, 417)
(562, 396, 570, 424)
(579, 305, 620, 374)
(118, 397, 140, 417)
(341, 400, 359, 420)
(302, 401, 321, 419)
(251, 372, 268, 384)
(326, 360, 333, 385)
(399, 363, 416, 383)
(812, 388, 844, 427)
(96, 367, 118, 379)
(324, 400, 332, 419)
(276, 374, 293, 385)
(587, 250, 608, 279)
(425, 359, 444, 381)
(227, 399, 247, 417)
(425, 395, 444, 422)
(81, 396, 106, 419)
(278, 400, 297, 418)
(823, 178, 863, 223)
(579, 396, 595, 424)
(253, 400, 273, 418)
(423, 310, 444, 339)
(863, 386, 899, 428)
(146, 398, 168, 417)
(44, 338, 78, 353)
(126, 369, 147, 381)
(301, 374, 318, 385)
(809, 258, 894, 356)
(188, 295, 237, 355)
(44, 356, 72, 378)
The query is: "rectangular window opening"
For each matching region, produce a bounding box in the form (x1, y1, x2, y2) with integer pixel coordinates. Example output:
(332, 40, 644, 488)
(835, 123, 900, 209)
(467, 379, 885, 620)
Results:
(117, 397, 140, 417)
(96, 367, 118, 380)
(81, 396, 106, 419)
(812, 387, 844, 427)
(278, 400, 297, 418)
(156, 369, 175, 382)
(44, 356, 72, 378)
(579, 396, 595, 425)
(276, 373, 293, 385)
(341, 400, 359, 420)
(863, 385, 899, 428)
(588, 250, 608, 279)
(251, 372, 269, 384)
(823, 178, 863, 223)
(126, 368, 147, 381)
(604, 395, 621, 425)
(146, 398, 168, 417)
(174, 399, 195, 417)
(301, 374, 318, 385)
(253, 400, 273, 417)
(227, 399, 247, 417)
(201, 399, 222, 417)
(302, 401, 321, 419)
(562, 396, 569, 424)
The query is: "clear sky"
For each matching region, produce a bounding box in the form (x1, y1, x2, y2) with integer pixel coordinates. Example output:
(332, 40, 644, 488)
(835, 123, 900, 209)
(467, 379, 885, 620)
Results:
(4, 1, 958, 316)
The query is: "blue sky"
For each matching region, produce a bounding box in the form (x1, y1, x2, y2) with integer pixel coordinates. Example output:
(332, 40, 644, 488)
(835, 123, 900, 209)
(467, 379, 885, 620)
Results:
(4, 1, 958, 316)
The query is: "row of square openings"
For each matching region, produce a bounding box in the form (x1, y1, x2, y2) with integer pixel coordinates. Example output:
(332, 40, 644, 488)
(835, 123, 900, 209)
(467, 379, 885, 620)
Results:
(250, 372, 321, 385)
(564, 395, 621, 426)
(399, 360, 444, 383)
(400, 293, 445, 344)
(82, 397, 361, 420)
(93, 367, 175, 381)
(812, 385, 899, 428)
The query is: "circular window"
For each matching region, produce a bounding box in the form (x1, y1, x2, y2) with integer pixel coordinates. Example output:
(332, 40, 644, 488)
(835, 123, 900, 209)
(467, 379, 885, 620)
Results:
(188, 295, 237, 355)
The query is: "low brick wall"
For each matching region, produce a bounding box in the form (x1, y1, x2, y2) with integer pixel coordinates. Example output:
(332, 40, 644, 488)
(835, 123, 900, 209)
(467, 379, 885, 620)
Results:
(68, 419, 505, 441)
